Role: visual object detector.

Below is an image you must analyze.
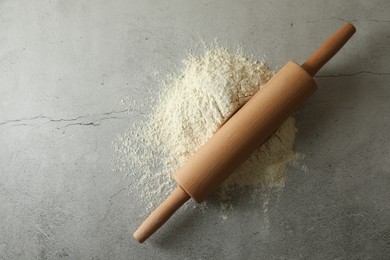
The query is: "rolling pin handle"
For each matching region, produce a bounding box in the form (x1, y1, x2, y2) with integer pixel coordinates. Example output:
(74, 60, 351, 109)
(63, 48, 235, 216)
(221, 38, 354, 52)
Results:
(133, 186, 190, 243)
(301, 22, 356, 77)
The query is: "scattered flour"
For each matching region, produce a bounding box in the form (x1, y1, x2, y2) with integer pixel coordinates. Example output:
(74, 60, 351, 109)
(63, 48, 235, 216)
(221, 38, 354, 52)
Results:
(113, 47, 304, 212)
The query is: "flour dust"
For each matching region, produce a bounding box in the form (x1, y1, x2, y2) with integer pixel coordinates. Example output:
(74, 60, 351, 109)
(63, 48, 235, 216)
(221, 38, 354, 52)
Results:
(113, 46, 305, 219)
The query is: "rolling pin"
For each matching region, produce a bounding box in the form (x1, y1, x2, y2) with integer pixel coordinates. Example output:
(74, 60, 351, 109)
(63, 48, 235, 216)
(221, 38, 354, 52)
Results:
(134, 23, 356, 243)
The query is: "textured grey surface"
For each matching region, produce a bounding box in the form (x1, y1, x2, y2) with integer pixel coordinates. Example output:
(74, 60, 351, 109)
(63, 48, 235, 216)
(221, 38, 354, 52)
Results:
(1, 0, 390, 259)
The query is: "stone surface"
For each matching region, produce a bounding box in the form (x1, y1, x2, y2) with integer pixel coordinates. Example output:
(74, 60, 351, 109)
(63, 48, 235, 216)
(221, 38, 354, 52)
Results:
(1, 0, 389, 259)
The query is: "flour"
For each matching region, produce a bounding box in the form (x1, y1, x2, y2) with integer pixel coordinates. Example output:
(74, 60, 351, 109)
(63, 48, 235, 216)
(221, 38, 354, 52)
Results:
(113, 47, 302, 212)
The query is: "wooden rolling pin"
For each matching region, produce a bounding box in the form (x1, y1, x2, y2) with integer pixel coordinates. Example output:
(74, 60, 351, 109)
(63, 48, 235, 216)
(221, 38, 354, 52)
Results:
(134, 23, 356, 243)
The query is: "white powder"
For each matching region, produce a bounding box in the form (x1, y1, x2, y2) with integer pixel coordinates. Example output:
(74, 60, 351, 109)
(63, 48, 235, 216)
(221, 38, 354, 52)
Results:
(113, 47, 303, 212)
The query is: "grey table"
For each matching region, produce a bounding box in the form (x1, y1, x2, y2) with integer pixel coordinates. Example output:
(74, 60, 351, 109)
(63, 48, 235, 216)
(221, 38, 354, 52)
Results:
(1, 1, 389, 259)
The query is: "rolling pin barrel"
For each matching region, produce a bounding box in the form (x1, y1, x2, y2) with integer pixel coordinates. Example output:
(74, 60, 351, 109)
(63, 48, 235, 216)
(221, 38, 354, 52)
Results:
(174, 61, 317, 202)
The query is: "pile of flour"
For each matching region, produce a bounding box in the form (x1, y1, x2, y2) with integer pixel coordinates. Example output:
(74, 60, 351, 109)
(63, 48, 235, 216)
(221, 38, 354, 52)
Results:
(113, 47, 302, 211)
